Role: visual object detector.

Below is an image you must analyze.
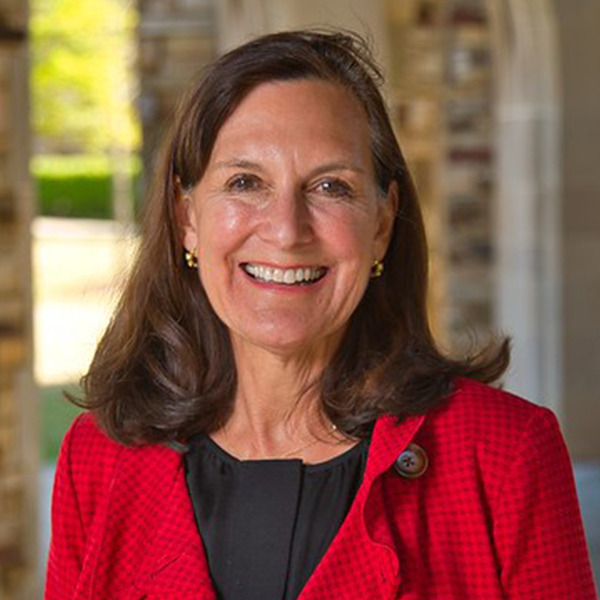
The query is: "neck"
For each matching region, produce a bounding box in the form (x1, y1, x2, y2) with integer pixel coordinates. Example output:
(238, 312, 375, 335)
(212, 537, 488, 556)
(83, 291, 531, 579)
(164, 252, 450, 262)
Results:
(214, 334, 347, 460)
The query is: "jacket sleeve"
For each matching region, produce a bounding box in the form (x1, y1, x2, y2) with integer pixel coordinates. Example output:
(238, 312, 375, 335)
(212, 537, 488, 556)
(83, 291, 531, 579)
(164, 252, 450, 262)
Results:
(493, 408, 597, 599)
(44, 416, 88, 600)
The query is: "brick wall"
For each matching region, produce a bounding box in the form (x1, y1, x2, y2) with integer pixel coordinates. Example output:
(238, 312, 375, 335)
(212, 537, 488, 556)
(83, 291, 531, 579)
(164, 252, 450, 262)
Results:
(0, 0, 37, 598)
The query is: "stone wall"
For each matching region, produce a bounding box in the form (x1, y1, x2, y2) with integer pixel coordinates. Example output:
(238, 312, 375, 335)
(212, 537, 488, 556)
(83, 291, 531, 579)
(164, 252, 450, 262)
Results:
(0, 1, 37, 598)
(137, 0, 216, 182)
(387, 0, 495, 352)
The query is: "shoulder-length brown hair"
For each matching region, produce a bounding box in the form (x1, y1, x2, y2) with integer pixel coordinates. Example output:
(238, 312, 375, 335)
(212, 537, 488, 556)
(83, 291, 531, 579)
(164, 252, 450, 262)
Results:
(75, 30, 509, 446)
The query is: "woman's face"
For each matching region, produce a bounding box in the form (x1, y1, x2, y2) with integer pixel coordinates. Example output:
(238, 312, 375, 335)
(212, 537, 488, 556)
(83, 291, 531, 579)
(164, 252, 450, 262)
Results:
(181, 79, 396, 358)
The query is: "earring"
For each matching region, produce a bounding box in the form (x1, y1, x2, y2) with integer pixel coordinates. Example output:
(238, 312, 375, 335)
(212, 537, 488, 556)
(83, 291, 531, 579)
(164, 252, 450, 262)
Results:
(185, 247, 198, 269)
(371, 259, 384, 278)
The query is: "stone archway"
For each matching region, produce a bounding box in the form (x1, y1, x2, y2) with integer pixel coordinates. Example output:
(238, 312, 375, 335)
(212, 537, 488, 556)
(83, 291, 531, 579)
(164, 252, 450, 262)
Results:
(488, 0, 562, 413)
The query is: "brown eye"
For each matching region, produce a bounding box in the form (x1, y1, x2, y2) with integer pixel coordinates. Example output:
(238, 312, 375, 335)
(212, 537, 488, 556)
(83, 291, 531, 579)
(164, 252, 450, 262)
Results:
(316, 179, 354, 198)
(227, 174, 262, 192)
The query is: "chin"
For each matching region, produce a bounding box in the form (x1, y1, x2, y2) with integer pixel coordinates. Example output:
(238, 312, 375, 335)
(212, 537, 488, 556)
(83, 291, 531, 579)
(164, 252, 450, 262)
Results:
(244, 332, 319, 355)
(233, 320, 345, 360)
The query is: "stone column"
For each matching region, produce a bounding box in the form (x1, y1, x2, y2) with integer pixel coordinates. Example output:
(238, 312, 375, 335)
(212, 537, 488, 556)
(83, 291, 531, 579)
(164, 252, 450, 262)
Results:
(553, 0, 600, 459)
(489, 0, 600, 459)
(488, 0, 562, 413)
(0, 0, 38, 598)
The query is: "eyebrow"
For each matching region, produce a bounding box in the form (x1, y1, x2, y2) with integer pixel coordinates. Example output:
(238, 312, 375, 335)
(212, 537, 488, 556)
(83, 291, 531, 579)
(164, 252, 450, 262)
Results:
(310, 162, 365, 176)
(213, 159, 365, 175)
(213, 159, 264, 171)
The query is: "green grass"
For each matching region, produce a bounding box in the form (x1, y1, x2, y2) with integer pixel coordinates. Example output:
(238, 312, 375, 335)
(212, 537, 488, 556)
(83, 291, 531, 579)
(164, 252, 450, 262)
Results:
(40, 384, 84, 463)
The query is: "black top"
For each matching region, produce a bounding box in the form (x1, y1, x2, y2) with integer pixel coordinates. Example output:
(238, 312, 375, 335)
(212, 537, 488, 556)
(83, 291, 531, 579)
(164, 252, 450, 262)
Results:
(184, 434, 369, 600)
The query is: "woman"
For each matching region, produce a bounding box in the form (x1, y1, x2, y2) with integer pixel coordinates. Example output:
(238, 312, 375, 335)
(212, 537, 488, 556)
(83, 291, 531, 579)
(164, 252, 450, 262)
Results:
(46, 30, 596, 599)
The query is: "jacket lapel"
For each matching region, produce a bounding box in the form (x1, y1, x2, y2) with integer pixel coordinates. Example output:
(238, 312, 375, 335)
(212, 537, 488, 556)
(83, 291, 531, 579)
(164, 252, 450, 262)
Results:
(131, 456, 216, 598)
(298, 413, 426, 599)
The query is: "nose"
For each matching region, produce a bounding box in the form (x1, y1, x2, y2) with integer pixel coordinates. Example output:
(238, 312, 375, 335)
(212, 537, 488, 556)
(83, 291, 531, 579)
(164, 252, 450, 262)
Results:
(256, 188, 315, 249)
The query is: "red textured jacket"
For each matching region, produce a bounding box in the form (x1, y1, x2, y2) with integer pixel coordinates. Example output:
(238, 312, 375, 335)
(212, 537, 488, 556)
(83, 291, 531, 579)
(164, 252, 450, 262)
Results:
(45, 378, 597, 599)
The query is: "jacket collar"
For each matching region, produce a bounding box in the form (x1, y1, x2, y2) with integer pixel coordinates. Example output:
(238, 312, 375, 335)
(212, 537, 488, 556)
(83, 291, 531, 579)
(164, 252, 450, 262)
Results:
(110, 412, 426, 598)
(363, 412, 427, 487)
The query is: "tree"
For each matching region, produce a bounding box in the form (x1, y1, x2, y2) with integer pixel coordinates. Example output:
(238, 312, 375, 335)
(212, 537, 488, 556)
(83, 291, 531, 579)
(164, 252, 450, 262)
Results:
(30, 0, 140, 154)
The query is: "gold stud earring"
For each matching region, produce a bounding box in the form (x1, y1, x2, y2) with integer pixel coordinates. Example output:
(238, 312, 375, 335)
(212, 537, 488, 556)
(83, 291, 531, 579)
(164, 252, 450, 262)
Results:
(371, 259, 384, 278)
(185, 247, 198, 269)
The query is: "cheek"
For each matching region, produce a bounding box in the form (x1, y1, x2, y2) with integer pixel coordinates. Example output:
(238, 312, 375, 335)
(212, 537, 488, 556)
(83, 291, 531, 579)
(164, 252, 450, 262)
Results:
(323, 210, 379, 259)
(196, 202, 252, 262)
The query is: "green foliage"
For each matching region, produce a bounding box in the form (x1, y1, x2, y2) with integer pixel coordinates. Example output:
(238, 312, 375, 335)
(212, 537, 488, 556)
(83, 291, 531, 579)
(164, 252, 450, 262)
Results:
(30, 0, 140, 154)
(32, 154, 141, 219)
(40, 383, 83, 463)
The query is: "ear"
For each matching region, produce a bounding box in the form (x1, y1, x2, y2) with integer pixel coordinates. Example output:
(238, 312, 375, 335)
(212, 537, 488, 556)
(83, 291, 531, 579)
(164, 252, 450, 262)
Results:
(373, 181, 398, 259)
(175, 179, 198, 251)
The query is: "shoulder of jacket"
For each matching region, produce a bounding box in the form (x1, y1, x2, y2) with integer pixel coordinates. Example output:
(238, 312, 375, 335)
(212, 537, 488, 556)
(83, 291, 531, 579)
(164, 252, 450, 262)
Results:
(62, 413, 182, 498)
(65, 412, 119, 458)
(424, 377, 558, 445)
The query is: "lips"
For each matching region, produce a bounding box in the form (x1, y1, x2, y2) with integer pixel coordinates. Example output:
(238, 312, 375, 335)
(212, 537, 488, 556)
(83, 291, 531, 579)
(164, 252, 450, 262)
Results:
(241, 263, 327, 285)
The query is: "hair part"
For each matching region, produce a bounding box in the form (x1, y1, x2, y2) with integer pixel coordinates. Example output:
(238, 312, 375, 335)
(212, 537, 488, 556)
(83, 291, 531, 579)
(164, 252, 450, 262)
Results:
(73, 29, 510, 446)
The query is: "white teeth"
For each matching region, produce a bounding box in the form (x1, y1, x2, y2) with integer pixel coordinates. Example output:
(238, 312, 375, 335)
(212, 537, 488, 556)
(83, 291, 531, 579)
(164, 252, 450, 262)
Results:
(243, 263, 325, 285)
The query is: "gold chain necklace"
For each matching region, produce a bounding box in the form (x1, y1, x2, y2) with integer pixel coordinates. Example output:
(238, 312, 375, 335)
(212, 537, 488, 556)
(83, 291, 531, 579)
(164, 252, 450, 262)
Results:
(223, 422, 338, 460)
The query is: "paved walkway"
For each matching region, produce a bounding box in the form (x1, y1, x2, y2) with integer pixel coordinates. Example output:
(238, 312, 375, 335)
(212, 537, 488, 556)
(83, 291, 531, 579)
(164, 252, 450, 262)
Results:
(32, 217, 138, 385)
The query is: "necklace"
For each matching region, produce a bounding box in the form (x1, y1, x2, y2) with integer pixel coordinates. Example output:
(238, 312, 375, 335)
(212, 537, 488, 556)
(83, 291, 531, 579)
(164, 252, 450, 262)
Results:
(223, 422, 338, 460)
(279, 423, 338, 458)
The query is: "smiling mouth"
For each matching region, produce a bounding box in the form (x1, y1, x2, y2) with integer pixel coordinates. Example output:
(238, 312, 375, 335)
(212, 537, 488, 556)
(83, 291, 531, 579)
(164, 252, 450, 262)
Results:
(241, 263, 328, 285)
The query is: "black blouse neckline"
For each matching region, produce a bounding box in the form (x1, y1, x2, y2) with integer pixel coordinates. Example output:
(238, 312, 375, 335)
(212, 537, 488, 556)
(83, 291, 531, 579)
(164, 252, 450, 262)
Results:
(198, 433, 367, 473)
(185, 431, 370, 600)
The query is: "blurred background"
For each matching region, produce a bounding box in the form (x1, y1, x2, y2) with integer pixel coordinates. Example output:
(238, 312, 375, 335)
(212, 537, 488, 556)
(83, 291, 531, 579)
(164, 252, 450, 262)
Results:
(0, 0, 599, 597)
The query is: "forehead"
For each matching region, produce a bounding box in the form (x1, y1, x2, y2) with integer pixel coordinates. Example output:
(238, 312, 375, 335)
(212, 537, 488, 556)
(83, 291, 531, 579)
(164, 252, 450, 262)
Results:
(207, 79, 372, 165)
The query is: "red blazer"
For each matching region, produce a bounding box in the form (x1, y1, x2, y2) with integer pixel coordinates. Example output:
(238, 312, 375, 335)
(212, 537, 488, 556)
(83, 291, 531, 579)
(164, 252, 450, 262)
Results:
(45, 378, 597, 599)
